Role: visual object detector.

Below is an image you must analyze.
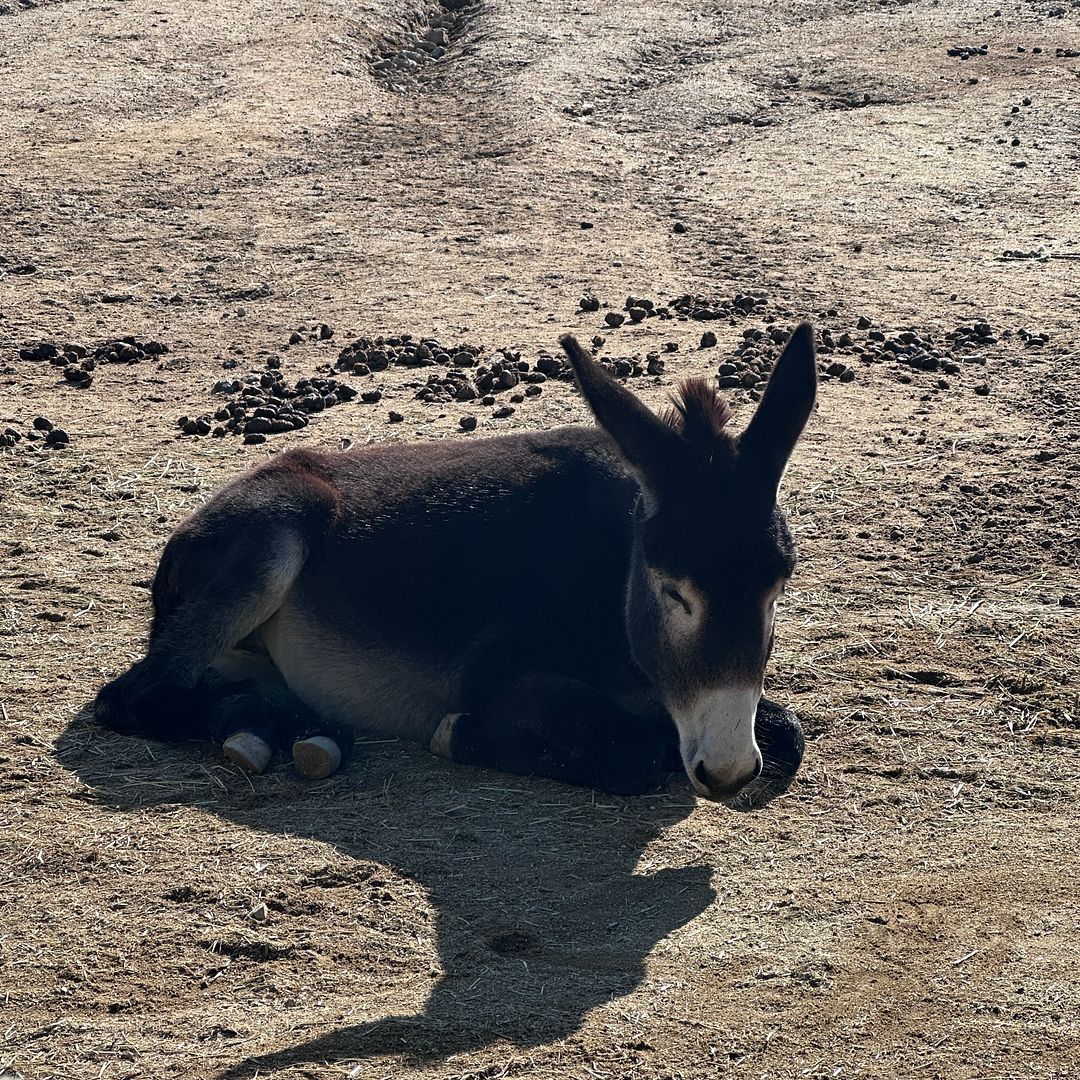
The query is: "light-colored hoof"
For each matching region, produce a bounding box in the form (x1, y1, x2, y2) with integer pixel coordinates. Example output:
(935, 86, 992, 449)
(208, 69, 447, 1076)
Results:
(430, 713, 464, 760)
(223, 731, 273, 775)
(292, 735, 342, 780)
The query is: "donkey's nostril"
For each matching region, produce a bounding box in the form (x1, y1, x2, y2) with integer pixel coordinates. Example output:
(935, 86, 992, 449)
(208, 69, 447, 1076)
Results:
(692, 757, 762, 800)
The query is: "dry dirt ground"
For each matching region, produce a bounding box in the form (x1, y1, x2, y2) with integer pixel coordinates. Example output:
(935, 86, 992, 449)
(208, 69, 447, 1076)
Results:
(1, 0, 1079, 1076)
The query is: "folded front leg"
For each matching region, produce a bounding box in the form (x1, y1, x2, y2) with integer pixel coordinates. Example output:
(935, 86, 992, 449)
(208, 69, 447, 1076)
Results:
(431, 671, 675, 796)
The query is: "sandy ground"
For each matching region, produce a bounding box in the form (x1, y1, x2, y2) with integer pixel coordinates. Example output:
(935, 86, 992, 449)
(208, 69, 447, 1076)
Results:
(1, 0, 1078, 1076)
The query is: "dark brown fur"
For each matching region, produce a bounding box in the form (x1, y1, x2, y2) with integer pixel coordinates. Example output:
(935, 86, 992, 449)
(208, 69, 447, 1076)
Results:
(95, 328, 817, 803)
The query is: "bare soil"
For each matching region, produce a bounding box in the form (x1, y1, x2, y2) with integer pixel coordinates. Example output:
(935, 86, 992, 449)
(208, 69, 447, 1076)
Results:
(1, 0, 1078, 1077)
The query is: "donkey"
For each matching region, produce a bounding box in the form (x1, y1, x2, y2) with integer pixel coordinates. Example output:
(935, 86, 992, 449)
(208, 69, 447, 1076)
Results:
(94, 325, 816, 804)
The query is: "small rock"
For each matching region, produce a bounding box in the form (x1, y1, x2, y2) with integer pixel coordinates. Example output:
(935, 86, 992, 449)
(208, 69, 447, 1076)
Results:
(700, 331, 717, 349)
(579, 294, 600, 313)
(459, 415, 478, 432)
(604, 312, 625, 328)
(673, 221, 687, 234)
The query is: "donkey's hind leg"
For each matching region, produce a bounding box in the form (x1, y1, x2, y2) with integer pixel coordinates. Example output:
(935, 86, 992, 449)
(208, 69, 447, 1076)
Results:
(431, 672, 675, 796)
(210, 680, 356, 779)
(93, 524, 307, 741)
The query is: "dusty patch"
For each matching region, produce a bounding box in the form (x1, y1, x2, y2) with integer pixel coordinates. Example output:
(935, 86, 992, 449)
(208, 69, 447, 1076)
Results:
(1, 0, 1078, 1077)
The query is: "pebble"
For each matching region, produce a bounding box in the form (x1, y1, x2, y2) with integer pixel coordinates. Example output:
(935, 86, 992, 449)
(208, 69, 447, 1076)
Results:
(459, 415, 478, 432)
(579, 294, 600, 313)
(700, 331, 717, 349)
(604, 312, 625, 328)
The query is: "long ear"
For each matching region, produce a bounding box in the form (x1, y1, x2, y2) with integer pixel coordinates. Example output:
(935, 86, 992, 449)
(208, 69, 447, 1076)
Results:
(560, 334, 682, 493)
(737, 323, 817, 490)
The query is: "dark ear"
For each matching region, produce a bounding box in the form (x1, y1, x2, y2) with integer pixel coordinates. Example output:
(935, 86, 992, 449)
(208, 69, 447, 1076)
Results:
(560, 334, 681, 493)
(737, 323, 817, 490)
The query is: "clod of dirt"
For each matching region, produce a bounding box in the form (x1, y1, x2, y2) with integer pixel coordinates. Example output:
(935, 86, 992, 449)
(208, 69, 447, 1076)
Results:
(62, 367, 93, 388)
(288, 322, 334, 346)
(19, 342, 58, 361)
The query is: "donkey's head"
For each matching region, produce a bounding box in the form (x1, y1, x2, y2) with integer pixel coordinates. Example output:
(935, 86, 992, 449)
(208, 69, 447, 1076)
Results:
(561, 326, 816, 802)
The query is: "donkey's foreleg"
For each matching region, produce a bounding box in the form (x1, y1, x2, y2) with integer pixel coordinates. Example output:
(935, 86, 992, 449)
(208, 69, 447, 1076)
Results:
(726, 698, 805, 810)
(94, 527, 307, 740)
(430, 672, 676, 796)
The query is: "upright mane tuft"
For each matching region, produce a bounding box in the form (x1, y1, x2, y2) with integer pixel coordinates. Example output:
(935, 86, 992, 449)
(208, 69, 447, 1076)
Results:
(663, 377, 733, 445)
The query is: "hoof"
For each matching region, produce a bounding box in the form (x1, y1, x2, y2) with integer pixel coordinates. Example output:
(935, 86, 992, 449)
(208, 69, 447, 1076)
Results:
(725, 701, 805, 812)
(430, 713, 465, 761)
(292, 736, 342, 780)
(223, 731, 273, 774)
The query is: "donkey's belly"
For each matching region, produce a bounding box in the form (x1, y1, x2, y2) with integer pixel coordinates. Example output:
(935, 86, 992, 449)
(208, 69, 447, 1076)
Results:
(257, 608, 459, 742)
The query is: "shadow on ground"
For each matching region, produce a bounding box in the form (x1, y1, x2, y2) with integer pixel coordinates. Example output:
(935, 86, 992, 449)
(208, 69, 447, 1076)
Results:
(57, 709, 720, 1077)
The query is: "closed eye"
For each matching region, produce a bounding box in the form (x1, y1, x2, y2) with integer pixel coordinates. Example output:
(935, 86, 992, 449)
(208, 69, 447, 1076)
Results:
(662, 586, 692, 615)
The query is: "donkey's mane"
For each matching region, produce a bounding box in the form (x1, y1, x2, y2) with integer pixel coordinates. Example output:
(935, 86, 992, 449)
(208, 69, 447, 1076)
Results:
(662, 377, 733, 445)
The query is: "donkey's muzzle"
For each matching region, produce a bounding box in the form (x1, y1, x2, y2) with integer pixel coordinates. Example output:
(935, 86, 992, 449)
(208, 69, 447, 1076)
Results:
(691, 754, 763, 802)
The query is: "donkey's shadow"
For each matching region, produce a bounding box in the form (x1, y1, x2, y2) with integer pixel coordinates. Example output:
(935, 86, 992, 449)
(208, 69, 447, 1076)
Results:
(57, 712, 718, 1078)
